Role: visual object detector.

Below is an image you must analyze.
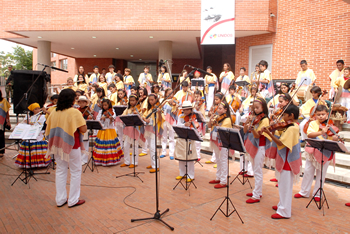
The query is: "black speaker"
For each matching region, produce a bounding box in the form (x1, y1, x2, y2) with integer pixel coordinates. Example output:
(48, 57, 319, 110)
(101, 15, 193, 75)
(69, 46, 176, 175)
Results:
(12, 70, 49, 114)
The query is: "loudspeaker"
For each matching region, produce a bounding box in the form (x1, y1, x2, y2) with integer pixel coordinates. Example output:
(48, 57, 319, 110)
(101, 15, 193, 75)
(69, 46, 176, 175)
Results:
(12, 70, 49, 114)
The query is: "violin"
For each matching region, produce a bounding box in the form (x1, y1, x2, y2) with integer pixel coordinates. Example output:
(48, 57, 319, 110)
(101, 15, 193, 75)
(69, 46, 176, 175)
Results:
(121, 96, 128, 105)
(268, 119, 294, 132)
(252, 113, 265, 126)
(212, 113, 228, 125)
(269, 106, 284, 122)
(184, 113, 197, 128)
(103, 108, 114, 118)
(319, 119, 339, 136)
(289, 83, 296, 93)
(195, 98, 205, 110)
(303, 89, 328, 134)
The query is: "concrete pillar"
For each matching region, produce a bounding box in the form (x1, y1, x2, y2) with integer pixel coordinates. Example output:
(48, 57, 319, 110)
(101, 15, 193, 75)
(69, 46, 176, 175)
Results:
(37, 41, 51, 74)
(158, 41, 173, 71)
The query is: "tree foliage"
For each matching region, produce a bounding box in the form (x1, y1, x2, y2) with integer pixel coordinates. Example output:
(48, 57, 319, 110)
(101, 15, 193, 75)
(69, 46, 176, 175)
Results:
(0, 45, 33, 76)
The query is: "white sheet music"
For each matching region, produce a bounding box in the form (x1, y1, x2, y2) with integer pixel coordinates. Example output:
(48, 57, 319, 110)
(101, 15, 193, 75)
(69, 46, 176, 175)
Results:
(9, 124, 42, 140)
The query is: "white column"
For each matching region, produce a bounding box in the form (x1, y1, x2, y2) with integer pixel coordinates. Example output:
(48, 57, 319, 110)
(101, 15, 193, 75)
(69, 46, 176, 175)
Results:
(37, 41, 51, 94)
(158, 41, 172, 70)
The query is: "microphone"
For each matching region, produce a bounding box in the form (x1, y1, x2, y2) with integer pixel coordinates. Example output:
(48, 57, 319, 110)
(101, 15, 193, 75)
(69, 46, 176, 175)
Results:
(185, 65, 213, 76)
(37, 63, 68, 73)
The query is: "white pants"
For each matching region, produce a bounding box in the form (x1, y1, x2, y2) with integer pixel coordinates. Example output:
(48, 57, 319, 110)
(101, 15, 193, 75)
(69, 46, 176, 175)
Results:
(240, 153, 254, 176)
(55, 148, 82, 207)
(210, 151, 216, 163)
(277, 170, 294, 218)
(195, 141, 201, 159)
(252, 146, 265, 200)
(299, 159, 330, 198)
(141, 139, 148, 154)
(116, 125, 124, 149)
(207, 86, 215, 111)
(146, 136, 158, 168)
(161, 124, 175, 157)
(299, 118, 309, 140)
(123, 138, 139, 165)
(179, 161, 195, 179)
(213, 146, 228, 185)
(81, 141, 89, 164)
(340, 97, 350, 121)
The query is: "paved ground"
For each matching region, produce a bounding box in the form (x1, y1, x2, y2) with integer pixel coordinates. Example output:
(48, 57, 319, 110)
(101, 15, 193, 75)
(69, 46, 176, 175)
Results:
(1, 147, 350, 234)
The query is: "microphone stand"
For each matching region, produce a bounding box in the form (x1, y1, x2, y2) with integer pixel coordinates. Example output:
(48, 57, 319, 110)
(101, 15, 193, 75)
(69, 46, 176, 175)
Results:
(131, 66, 195, 231)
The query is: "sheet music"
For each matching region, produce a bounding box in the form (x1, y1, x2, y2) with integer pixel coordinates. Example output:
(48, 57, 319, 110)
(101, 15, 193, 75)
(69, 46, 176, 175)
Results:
(9, 123, 42, 140)
(306, 138, 349, 153)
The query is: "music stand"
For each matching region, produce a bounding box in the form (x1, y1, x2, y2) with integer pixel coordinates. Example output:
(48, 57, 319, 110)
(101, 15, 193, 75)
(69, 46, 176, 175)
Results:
(83, 120, 103, 173)
(230, 128, 252, 188)
(235, 81, 250, 87)
(305, 138, 348, 212)
(191, 79, 205, 91)
(210, 127, 244, 223)
(113, 105, 127, 116)
(172, 126, 203, 191)
(116, 115, 145, 182)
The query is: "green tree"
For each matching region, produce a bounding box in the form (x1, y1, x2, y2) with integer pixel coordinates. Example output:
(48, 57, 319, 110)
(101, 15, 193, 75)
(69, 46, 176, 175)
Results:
(0, 45, 33, 76)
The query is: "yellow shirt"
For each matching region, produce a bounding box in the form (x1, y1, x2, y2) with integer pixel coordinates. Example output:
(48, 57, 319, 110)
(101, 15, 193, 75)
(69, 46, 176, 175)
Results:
(307, 120, 332, 140)
(64, 85, 77, 92)
(259, 70, 272, 83)
(235, 75, 251, 84)
(45, 106, 57, 119)
(89, 73, 100, 83)
(174, 90, 192, 103)
(98, 82, 108, 95)
(115, 81, 124, 90)
(254, 117, 271, 141)
(77, 83, 88, 93)
(276, 123, 300, 151)
(296, 69, 316, 86)
(157, 73, 171, 83)
(105, 72, 116, 83)
(73, 74, 89, 83)
(250, 71, 259, 83)
(109, 92, 118, 105)
(124, 75, 134, 84)
(211, 117, 232, 132)
(300, 99, 327, 118)
(226, 94, 241, 103)
(180, 76, 191, 84)
(334, 75, 350, 90)
(138, 73, 153, 85)
(205, 73, 217, 84)
(330, 69, 344, 88)
(219, 71, 235, 82)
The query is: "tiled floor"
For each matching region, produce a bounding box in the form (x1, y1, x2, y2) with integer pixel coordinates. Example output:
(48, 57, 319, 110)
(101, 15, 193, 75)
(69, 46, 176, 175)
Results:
(1, 147, 350, 233)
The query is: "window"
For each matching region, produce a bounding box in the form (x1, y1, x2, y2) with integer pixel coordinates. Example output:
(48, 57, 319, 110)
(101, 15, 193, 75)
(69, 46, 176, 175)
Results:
(51, 61, 56, 71)
(249, 44, 273, 75)
(60, 59, 68, 70)
(51, 53, 56, 57)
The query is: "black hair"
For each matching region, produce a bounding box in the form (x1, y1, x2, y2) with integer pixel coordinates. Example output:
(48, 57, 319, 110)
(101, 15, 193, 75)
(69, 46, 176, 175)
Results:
(101, 98, 112, 110)
(131, 86, 139, 97)
(0, 90, 3, 102)
(57, 89, 76, 111)
(139, 87, 148, 97)
(164, 88, 173, 97)
(77, 66, 86, 77)
(194, 90, 203, 97)
(253, 97, 269, 116)
(96, 87, 106, 98)
(108, 83, 116, 90)
(117, 89, 126, 103)
(310, 86, 322, 96)
(207, 66, 212, 70)
(50, 94, 59, 101)
(98, 74, 106, 82)
(280, 83, 290, 93)
(300, 60, 307, 65)
(229, 85, 236, 91)
(77, 74, 87, 85)
(218, 101, 232, 124)
(315, 104, 328, 113)
(147, 94, 159, 110)
(151, 84, 160, 93)
(76, 89, 84, 95)
(161, 65, 168, 73)
(284, 104, 299, 120)
(215, 92, 224, 100)
(182, 81, 189, 87)
(115, 73, 123, 81)
(259, 60, 268, 69)
(93, 66, 99, 69)
(108, 64, 115, 69)
(240, 67, 246, 72)
(128, 95, 139, 109)
(336, 60, 345, 65)
(345, 67, 350, 72)
(279, 93, 292, 102)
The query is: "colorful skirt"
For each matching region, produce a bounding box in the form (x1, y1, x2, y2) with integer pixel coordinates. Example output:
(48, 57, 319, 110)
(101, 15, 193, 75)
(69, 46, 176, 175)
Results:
(93, 129, 124, 166)
(15, 141, 51, 168)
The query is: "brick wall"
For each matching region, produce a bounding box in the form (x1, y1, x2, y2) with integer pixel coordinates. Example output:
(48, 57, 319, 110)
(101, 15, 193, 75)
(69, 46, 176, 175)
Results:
(235, 0, 350, 90)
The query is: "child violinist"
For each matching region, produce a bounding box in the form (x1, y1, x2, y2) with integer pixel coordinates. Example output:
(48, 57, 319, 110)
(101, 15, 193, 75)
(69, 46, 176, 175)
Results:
(160, 88, 177, 160)
(192, 90, 206, 160)
(174, 101, 201, 182)
(261, 105, 302, 219)
(268, 83, 299, 109)
(15, 103, 51, 168)
(151, 84, 163, 100)
(115, 89, 128, 150)
(77, 96, 93, 165)
(208, 101, 232, 188)
(142, 93, 165, 173)
(294, 105, 337, 202)
(93, 99, 124, 166)
(226, 85, 242, 125)
(120, 95, 142, 168)
(244, 97, 271, 203)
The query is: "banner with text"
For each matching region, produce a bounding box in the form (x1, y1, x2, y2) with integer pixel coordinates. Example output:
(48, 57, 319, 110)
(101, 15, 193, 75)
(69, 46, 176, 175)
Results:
(201, 0, 235, 45)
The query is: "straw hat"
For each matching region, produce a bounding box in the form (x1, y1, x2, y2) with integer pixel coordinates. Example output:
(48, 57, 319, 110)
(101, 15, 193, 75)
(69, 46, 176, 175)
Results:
(77, 95, 90, 104)
(180, 101, 193, 110)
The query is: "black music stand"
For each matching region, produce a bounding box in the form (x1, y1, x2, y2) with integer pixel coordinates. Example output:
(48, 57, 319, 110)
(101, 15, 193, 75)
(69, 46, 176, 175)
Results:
(230, 128, 252, 188)
(210, 127, 244, 223)
(235, 81, 250, 87)
(305, 139, 347, 212)
(116, 115, 145, 182)
(83, 120, 103, 173)
(113, 105, 127, 116)
(172, 126, 203, 191)
(191, 79, 205, 91)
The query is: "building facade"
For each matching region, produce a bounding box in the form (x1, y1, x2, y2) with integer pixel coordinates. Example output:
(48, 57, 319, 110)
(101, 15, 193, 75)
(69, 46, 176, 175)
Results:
(0, 0, 349, 88)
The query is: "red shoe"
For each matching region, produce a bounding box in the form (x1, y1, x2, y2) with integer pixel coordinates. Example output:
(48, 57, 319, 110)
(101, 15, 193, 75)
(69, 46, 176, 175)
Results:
(209, 180, 220, 184)
(272, 206, 278, 211)
(270, 178, 278, 182)
(314, 197, 320, 202)
(271, 213, 287, 219)
(345, 203, 350, 207)
(239, 171, 247, 175)
(294, 193, 304, 198)
(246, 198, 260, 204)
(68, 199, 85, 208)
(244, 174, 253, 178)
(214, 184, 227, 189)
(347, 121, 350, 124)
(246, 193, 262, 198)
(276, 184, 278, 187)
